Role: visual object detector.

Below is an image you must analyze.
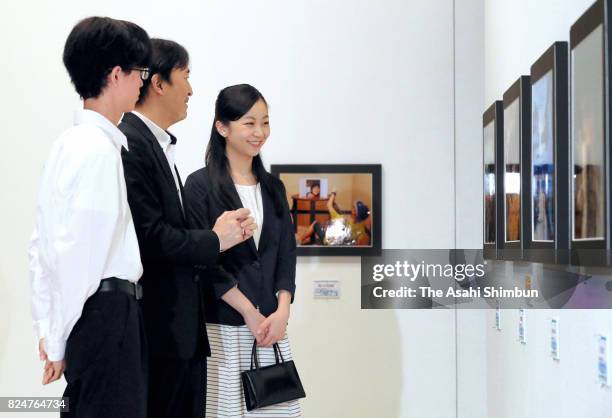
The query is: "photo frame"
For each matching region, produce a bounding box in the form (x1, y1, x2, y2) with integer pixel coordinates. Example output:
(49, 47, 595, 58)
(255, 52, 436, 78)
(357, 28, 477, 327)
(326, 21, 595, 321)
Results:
(270, 164, 382, 256)
(483, 101, 504, 260)
(569, 0, 612, 265)
(501, 76, 531, 260)
(523, 41, 570, 264)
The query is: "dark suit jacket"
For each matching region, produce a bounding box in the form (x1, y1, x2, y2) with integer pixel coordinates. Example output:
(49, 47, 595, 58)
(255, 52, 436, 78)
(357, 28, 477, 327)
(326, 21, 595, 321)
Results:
(119, 112, 226, 359)
(184, 166, 297, 326)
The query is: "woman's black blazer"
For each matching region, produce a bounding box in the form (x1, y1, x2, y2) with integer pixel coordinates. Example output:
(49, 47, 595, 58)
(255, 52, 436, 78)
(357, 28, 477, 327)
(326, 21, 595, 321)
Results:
(184, 167, 297, 325)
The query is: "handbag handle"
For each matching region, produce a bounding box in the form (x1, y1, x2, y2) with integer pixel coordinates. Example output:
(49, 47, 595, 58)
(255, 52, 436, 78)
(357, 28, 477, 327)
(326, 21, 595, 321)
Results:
(250, 340, 285, 370)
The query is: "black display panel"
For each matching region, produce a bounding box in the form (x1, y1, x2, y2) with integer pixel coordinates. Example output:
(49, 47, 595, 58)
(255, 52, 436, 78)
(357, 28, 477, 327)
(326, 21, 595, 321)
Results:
(501, 76, 531, 260)
(483, 101, 504, 260)
(569, 0, 612, 265)
(524, 42, 569, 264)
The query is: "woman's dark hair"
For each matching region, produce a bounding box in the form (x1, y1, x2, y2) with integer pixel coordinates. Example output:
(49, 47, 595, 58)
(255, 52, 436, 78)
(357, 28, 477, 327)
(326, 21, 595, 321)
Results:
(63, 16, 151, 99)
(137, 38, 189, 105)
(205, 84, 284, 216)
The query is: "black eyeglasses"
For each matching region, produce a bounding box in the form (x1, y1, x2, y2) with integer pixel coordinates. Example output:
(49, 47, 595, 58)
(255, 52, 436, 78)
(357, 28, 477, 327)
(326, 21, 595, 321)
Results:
(132, 67, 150, 81)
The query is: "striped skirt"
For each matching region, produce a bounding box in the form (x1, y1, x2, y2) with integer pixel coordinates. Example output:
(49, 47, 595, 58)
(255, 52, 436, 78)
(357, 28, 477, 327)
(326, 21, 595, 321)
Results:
(206, 323, 302, 418)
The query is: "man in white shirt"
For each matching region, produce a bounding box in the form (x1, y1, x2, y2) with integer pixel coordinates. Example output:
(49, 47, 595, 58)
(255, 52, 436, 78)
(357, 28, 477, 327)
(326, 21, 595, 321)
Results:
(119, 39, 257, 418)
(29, 17, 152, 417)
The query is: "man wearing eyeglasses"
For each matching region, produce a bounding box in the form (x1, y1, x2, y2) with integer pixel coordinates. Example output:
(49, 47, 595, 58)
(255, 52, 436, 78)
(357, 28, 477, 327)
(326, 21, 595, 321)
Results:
(119, 39, 256, 418)
(29, 17, 152, 417)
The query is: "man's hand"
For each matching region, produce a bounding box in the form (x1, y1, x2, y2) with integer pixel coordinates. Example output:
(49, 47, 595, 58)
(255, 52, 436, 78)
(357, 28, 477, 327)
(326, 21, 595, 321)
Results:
(42, 360, 65, 385)
(212, 208, 258, 251)
(39, 338, 65, 384)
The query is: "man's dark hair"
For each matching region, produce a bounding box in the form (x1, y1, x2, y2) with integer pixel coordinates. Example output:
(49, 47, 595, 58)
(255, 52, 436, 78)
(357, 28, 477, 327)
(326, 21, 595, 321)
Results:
(63, 16, 151, 99)
(137, 38, 189, 104)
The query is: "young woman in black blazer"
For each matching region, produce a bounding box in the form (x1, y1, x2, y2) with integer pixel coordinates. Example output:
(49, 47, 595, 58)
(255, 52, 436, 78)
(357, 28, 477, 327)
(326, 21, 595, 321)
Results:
(184, 84, 301, 417)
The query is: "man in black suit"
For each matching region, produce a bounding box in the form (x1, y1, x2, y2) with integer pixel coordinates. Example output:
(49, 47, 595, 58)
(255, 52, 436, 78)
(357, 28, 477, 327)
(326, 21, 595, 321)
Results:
(119, 39, 255, 418)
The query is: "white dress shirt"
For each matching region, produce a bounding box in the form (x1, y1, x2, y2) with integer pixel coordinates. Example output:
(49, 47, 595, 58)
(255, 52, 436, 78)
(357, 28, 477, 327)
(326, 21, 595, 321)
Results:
(235, 183, 263, 248)
(29, 109, 143, 361)
(132, 111, 183, 207)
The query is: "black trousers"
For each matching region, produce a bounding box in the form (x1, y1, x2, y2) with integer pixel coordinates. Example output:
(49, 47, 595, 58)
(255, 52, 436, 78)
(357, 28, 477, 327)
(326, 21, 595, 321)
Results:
(147, 355, 207, 418)
(61, 291, 147, 418)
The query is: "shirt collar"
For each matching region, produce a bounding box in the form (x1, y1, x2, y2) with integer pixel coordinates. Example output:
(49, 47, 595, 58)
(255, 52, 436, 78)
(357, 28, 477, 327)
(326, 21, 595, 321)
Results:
(74, 109, 128, 151)
(132, 111, 176, 151)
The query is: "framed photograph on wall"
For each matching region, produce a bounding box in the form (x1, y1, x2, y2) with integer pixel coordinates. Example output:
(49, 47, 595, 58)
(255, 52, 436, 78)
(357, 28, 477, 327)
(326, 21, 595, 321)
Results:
(483, 101, 504, 260)
(270, 164, 381, 256)
(569, 0, 611, 265)
(501, 76, 531, 260)
(523, 41, 569, 264)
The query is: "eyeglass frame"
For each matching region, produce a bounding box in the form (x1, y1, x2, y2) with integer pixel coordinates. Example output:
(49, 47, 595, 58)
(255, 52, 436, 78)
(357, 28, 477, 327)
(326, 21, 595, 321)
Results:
(131, 67, 150, 81)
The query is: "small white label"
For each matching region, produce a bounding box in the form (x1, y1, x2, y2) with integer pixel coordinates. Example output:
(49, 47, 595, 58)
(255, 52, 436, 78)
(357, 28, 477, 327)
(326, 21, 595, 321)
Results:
(495, 303, 502, 331)
(598, 334, 609, 386)
(313, 280, 340, 299)
(550, 317, 560, 361)
(519, 309, 526, 344)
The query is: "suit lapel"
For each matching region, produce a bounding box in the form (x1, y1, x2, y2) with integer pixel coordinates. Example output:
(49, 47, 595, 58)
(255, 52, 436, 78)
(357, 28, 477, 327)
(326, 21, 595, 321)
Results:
(123, 113, 185, 222)
(175, 167, 186, 221)
(225, 182, 244, 212)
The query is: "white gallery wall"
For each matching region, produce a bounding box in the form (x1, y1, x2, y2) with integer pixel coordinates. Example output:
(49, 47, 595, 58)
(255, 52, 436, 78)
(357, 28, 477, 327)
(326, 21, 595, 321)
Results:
(485, 0, 612, 417)
(0, 1, 485, 417)
(454, 0, 487, 417)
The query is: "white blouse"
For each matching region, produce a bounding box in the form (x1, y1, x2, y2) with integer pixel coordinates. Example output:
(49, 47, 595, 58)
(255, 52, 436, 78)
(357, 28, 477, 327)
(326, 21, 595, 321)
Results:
(234, 183, 263, 249)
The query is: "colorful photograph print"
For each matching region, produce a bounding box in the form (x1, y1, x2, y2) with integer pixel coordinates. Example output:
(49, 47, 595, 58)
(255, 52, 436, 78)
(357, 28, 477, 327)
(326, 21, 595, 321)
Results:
(271, 165, 381, 256)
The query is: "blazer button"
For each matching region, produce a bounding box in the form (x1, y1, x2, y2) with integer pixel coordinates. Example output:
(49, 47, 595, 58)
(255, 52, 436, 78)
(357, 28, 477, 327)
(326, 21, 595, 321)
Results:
(252, 261, 261, 269)
(194, 274, 200, 283)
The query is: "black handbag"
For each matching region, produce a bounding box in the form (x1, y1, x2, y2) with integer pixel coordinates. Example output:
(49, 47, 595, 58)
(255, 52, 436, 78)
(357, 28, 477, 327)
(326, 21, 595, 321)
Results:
(241, 340, 306, 411)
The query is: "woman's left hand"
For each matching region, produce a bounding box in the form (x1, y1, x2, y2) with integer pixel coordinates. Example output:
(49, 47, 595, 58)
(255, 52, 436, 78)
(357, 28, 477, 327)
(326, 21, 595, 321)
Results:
(258, 307, 290, 347)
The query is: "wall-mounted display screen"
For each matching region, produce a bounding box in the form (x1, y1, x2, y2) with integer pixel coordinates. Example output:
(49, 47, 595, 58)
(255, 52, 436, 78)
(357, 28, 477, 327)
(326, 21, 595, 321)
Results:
(531, 70, 555, 242)
(526, 40, 569, 265)
(483, 100, 503, 259)
(504, 99, 521, 243)
(484, 122, 496, 244)
(571, 24, 605, 241)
